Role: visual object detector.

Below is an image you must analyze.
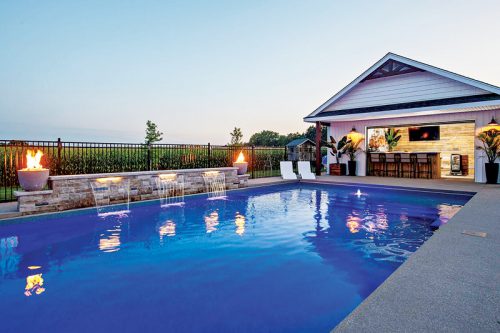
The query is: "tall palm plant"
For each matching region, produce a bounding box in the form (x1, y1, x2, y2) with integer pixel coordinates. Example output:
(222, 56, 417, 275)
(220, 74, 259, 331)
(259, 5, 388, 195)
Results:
(384, 128, 401, 152)
(477, 124, 499, 184)
(340, 137, 364, 161)
(476, 128, 500, 163)
(323, 135, 349, 163)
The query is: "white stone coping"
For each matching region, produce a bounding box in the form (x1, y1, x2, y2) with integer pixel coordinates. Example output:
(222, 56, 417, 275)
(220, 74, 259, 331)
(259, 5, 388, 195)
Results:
(49, 167, 238, 181)
(14, 190, 54, 197)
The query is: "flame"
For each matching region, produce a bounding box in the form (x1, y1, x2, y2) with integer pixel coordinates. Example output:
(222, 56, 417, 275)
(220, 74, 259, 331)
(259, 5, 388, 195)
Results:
(25, 150, 45, 170)
(235, 151, 245, 163)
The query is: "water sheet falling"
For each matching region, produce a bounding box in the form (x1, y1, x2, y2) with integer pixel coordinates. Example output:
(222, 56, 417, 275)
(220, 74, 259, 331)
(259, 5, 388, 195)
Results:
(156, 174, 185, 207)
(202, 171, 227, 200)
(90, 177, 131, 217)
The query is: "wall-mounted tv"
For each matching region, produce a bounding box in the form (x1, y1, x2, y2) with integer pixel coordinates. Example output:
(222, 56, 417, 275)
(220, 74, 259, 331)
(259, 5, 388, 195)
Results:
(408, 126, 440, 141)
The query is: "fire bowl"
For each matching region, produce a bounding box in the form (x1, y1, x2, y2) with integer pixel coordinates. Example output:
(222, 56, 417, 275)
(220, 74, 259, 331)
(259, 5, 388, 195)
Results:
(233, 162, 248, 175)
(18, 169, 50, 191)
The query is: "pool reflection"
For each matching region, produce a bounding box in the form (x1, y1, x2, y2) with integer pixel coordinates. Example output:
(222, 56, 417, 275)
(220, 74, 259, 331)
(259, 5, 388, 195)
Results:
(25, 266, 45, 296)
(235, 212, 245, 236)
(1, 236, 20, 277)
(99, 224, 122, 253)
(204, 211, 219, 233)
(158, 220, 176, 240)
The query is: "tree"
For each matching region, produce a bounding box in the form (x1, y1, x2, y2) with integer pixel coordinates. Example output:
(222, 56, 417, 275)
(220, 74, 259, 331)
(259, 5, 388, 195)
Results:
(248, 130, 281, 146)
(229, 127, 243, 146)
(304, 125, 327, 143)
(144, 120, 163, 144)
(282, 132, 303, 145)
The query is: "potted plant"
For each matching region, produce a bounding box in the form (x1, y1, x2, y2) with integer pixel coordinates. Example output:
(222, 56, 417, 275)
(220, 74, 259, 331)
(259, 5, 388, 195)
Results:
(323, 136, 347, 175)
(340, 137, 364, 176)
(476, 122, 499, 184)
(384, 128, 401, 152)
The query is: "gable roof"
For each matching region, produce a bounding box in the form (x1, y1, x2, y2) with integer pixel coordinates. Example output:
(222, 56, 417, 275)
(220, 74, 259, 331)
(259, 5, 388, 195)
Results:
(286, 138, 315, 147)
(305, 53, 500, 121)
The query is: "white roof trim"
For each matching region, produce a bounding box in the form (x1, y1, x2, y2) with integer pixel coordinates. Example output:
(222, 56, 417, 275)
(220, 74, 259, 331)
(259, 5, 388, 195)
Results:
(306, 53, 500, 119)
(304, 101, 500, 123)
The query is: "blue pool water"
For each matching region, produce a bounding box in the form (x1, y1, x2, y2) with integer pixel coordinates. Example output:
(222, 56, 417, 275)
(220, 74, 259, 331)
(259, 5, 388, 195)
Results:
(0, 183, 472, 332)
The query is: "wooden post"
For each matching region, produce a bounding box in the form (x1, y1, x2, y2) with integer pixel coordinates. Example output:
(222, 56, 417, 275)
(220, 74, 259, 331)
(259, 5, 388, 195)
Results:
(315, 122, 322, 175)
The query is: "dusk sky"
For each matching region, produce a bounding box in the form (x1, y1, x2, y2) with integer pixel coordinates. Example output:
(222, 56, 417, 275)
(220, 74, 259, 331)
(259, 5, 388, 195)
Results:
(1, 0, 499, 144)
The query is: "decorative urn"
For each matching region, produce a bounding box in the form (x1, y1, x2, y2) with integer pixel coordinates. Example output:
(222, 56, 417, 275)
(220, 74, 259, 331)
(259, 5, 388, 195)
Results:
(17, 150, 49, 191)
(233, 151, 248, 175)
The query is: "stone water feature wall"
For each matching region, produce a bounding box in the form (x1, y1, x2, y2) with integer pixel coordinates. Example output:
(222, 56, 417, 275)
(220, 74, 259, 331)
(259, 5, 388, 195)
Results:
(15, 167, 249, 215)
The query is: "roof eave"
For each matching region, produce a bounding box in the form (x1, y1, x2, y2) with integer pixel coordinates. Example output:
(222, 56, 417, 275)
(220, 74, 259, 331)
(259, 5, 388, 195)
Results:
(304, 100, 500, 123)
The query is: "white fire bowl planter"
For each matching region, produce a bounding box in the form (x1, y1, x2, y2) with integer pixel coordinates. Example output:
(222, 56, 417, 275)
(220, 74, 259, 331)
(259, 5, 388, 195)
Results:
(233, 162, 248, 175)
(17, 169, 50, 191)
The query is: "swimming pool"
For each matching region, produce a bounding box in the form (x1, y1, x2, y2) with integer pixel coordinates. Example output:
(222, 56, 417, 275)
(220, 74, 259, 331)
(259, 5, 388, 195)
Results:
(0, 182, 473, 332)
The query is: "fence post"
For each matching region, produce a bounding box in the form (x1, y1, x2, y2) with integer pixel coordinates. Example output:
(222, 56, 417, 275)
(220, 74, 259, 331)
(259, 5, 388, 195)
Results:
(251, 145, 255, 179)
(57, 138, 62, 174)
(147, 143, 152, 171)
(207, 142, 211, 168)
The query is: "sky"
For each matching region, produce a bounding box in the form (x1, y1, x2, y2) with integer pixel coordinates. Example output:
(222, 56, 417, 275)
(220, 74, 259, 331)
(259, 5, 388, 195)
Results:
(1, 0, 499, 144)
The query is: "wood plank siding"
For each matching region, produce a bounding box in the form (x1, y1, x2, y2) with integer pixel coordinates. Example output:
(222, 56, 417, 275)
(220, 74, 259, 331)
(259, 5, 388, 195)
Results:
(324, 71, 491, 112)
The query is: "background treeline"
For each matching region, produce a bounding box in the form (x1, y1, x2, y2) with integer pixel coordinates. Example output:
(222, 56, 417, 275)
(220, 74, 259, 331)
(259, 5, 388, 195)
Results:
(242, 125, 327, 147)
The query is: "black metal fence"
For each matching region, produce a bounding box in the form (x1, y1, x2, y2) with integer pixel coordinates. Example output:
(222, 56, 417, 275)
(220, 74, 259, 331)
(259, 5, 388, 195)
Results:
(0, 139, 315, 202)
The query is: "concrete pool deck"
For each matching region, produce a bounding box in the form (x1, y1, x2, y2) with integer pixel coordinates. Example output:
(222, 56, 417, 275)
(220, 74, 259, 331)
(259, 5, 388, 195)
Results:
(1, 175, 499, 331)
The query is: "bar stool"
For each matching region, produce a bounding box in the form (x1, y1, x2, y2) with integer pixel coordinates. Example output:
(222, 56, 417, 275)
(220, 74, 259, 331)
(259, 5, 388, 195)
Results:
(399, 153, 414, 178)
(385, 153, 398, 177)
(369, 153, 384, 176)
(416, 153, 432, 179)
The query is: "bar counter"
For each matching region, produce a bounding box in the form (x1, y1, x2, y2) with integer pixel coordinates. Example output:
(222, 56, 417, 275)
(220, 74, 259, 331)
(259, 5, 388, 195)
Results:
(367, 152, 441, 179)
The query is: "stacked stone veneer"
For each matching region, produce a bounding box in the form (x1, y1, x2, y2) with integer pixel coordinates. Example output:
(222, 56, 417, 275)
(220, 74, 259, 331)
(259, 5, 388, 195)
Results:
(15, 167, 249, 215)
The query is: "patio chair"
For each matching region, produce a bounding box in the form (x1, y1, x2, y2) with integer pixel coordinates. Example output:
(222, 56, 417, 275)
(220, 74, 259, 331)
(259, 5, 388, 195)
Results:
(298, 161, 316, 180)
(280, 161, 298, 180)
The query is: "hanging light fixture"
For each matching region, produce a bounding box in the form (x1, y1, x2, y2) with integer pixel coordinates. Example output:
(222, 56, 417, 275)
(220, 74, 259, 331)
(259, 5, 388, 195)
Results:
(347, 127, 364, 144)
(480, 117, 500, 133)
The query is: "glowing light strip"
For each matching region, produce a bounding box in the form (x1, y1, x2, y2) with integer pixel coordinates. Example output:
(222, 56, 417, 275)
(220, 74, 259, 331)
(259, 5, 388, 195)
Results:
(95, 177, 123, 183)
(159, 174, 177, 180)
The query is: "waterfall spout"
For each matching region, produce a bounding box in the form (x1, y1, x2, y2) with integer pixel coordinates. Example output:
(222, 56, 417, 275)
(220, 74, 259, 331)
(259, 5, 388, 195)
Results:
(202, 171, 227, 200)
(90, 177, 130, 217)
(156, 174, 185, 207)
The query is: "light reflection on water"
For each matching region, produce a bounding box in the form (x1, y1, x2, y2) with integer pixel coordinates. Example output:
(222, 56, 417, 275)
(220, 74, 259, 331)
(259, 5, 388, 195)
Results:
(235, 212, 246, 236)
(437, 204, 462, 225)
(25, 266, 45, 296)
(99, 224, 122, 253)
(158, 220, 176, 240)
(204, 211, 219, 233)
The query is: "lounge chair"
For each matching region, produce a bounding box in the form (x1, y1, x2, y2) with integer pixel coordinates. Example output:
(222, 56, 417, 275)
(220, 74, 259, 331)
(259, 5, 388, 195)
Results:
(280, 161, 298, 180)
(298, 161, 316, 180)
